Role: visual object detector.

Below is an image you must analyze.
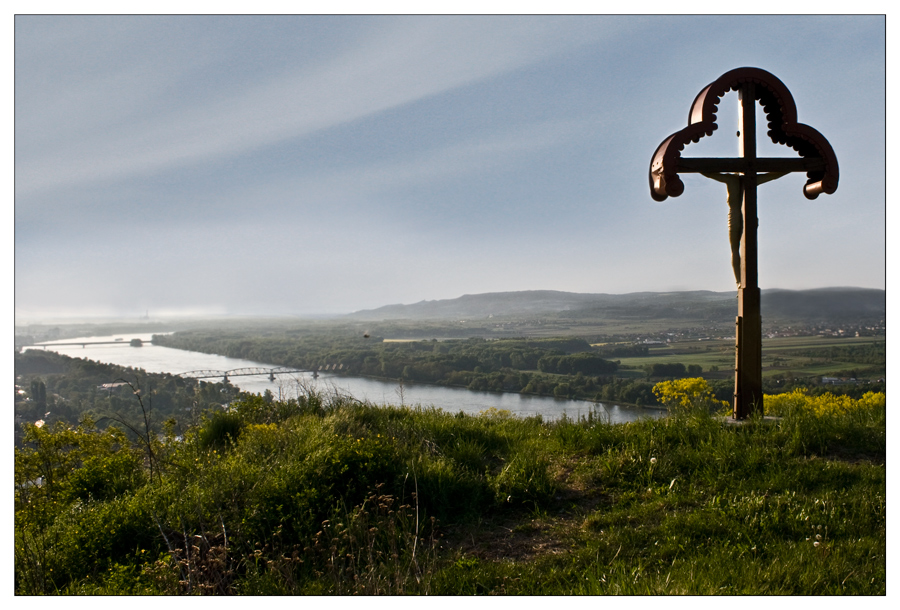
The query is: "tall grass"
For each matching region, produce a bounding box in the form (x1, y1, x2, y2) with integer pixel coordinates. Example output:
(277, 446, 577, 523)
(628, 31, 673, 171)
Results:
(14, 384, 885, 594)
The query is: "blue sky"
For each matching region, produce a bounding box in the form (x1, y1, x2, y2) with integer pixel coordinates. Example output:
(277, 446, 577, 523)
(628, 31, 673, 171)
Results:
(14, 14, 885, 319)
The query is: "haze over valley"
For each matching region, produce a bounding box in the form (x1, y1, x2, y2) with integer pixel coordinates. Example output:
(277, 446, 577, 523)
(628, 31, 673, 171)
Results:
(14, 15, 885, 322)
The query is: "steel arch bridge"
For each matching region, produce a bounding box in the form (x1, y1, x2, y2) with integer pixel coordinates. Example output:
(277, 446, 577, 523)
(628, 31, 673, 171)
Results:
(177, 367, 308, 382)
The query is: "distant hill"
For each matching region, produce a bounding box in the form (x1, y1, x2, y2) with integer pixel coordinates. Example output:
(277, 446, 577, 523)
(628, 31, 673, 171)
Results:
(761, 288, 886, 322)
(348, 290, 600, 320)
(347, 288, 885, 326)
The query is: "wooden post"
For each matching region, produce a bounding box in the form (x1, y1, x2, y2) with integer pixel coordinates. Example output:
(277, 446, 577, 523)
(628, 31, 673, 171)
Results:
(735, 82, 763, 418)
(733, 315, 742, 413)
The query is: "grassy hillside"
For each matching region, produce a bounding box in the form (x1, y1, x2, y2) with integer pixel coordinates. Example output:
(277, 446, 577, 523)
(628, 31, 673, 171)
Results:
(15, 384, 885, 595)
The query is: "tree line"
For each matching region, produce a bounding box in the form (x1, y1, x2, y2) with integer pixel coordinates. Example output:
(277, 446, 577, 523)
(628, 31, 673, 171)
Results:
(154, 332, 721, 406)
(14, 350, 238, 444)
(154, 329, 880, 406)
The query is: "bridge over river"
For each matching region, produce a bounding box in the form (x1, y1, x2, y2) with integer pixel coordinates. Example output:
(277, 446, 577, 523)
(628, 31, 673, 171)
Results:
(177, 366, 344, 382)
(20, 337, 662, 423)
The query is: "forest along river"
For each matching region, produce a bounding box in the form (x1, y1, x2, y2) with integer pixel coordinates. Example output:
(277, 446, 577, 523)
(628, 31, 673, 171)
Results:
(26, 333, 665, 424)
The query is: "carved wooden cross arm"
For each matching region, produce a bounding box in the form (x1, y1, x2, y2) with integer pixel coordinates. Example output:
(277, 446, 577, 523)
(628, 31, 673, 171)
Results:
(648, 67, 839, 201)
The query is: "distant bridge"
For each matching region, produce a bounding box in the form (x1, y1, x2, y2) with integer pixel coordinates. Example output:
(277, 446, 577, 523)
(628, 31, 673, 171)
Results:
(178, 367, 312, 382)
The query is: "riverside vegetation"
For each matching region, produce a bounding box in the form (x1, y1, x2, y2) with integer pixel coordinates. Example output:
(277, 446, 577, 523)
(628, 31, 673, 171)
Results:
(15, 373, 885, 594)
(14, 350, 239, 446)
(152, 330, 885, 408)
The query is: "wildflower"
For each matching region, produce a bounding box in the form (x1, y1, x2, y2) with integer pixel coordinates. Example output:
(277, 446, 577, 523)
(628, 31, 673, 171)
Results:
(814, 541, 820, 547)
(652, 377, 727, 411)
(650, 457, 657, 465)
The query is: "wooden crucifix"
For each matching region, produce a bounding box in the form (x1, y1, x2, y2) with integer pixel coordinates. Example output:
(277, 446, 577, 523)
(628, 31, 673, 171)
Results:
(649, 67, 839, 419)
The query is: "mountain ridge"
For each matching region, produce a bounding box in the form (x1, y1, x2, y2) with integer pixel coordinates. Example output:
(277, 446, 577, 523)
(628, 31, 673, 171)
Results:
(346, 287, 885, 324)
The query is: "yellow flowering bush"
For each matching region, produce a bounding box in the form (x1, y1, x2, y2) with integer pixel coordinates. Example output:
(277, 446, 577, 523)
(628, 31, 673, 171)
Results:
(764, 389, 885, 417)
(478, 407, 513, 419)
(652, 378, 729, 413)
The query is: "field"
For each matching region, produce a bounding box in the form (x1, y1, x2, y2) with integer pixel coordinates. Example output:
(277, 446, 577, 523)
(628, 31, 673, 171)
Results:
(614, 334, 886, 381)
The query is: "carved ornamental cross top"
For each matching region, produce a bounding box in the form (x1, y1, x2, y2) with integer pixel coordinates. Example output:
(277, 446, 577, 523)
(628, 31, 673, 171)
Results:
(647, 67, 839, 419)
(649, 67, 839, 201)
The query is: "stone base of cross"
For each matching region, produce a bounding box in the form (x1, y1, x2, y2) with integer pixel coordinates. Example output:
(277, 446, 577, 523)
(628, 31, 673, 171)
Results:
(649, 68, 838, 419)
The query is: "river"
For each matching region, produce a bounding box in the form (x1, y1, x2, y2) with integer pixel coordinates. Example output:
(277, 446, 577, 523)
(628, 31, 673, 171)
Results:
(26, 333, 665, 424)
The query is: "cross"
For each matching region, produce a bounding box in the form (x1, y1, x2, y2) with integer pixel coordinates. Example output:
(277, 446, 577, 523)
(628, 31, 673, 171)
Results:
(649, 67, 839, 419)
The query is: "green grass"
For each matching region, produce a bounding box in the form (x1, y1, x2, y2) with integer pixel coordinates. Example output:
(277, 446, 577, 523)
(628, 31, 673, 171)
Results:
(15, 388, 885, 595)
(615, 335, 885, 380)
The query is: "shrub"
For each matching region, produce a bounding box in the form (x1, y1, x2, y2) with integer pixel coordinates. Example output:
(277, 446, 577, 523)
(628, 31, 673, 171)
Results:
(764, 389, 885, 418)
(199, 411, 244, 451)
(652, 377, 728, 415)
(65, 451, 146, 503)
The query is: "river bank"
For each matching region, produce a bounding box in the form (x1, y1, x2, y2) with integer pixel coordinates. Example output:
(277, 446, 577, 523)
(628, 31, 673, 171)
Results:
(28, 333, 664, 424)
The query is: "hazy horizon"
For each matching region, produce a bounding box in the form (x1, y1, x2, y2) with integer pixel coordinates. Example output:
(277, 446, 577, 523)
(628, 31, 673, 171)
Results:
(15, 15, 886, 321)
(13, 285, 886, 328)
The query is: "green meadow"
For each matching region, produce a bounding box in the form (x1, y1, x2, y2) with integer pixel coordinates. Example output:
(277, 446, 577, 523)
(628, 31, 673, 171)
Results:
(15, 383, 885, 595)
(615, 335, 885, 381)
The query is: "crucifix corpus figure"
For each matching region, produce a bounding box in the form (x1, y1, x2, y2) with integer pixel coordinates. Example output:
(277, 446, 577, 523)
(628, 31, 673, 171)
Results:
(649, 67, 838, 419)
(701, 171, 786, 288)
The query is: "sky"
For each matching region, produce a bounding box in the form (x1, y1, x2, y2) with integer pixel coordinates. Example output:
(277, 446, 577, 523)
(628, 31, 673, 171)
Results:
(13, 13, 886, 320)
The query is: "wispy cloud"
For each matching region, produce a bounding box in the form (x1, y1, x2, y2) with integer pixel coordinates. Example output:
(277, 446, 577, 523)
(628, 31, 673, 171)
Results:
(262, 114, 604, 210)
(14, 15, 885, 318)
(16, 16, 608, 199)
